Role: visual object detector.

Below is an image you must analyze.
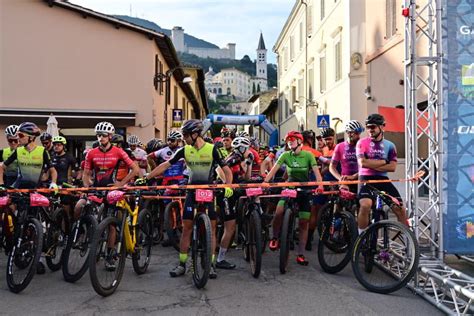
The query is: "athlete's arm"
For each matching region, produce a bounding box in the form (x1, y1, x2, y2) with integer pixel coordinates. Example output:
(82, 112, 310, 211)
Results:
(117, 162, 140, 186)
(373, 160, 397, 172)
(0, 164, 5, 185)
(358, 157, 386, 169)
(82, 168, 92, 188)
(263, 162, 281, 183)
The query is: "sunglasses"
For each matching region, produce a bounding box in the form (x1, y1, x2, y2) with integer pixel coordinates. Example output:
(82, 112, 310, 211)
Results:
(286, 137, 298, 142)
(53, 143, 63, 146)
(42, 141, 51, 146)
(96, 133, 109, 138)
(17, 133, 27, 139)
(7, 138, 18, 144)
(366, 125, 378, 130)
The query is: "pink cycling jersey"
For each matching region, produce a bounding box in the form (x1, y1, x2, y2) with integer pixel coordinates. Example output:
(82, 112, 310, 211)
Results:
(356, 137, 397, 177)
(332, 141, 358, 176)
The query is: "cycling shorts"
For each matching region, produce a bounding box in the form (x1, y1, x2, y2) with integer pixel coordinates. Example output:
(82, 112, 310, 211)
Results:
(183, 190, 217, 221)
(216, 190, 236, 222)
(358, 176, 403, 204)
(277, 190, 311, 220)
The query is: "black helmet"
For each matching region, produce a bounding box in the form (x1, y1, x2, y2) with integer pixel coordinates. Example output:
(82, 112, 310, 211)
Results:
(365, 114, 385, 126)
(320, 128, 335, 138)
(220, 127, 235, 139)
(302, 130, 315, 141)
(181, 119, 203, 135)
(40, 132, 52, 141)
(18, 122, 41, 137)
(111, 134, 124, 145)
(146, 138, 163, 154)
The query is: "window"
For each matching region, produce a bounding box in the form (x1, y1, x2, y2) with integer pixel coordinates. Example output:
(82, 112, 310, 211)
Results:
(386, 0, 397, 38)
(307, 5, 313, 35)
(283, 47, 288, 70)
(299, 22, 303, 50)
(321, 0, 325, 20)
(154, 55, 158, 91)
(290, 36, 295, 61)
(320, 50, 326, 93)
(173, 86, 178, 109)
(298, 78, 304, 101)
(291, 86, 297, 113)
(308, 66, 314, 100)
(335, 39, 342, 81)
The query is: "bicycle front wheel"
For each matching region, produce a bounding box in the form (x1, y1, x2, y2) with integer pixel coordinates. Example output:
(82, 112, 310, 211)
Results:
(191, 213, 211, 289)
(248, 209, 262, 278)
(89, 216, 126, 297)
(279, 208, 293, 274)
(163, 201, 182, 252)
(6, 217, 43, 293)
(132, 209, 153, 274)
(46, 206, 69, 272)
(317, 209, 357, 274)
(351, 220, 419, 294)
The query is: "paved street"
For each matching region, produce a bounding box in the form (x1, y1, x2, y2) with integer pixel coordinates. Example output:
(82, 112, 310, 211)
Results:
(0, 244, 443, 315)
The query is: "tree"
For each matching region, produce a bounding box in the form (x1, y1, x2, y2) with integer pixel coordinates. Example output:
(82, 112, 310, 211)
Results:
(252, 82, 256, 94)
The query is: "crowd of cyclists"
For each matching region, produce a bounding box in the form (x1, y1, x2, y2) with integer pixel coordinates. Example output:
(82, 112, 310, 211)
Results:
(0, 112, 412, 293)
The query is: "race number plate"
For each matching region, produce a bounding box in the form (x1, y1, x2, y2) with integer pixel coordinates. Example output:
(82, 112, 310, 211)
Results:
(246, 187, 263, 197)
(107, 190, 126, 204)
(281, 189, 297, 198)
(30, 193, 50, 207)
(195, 189, 214, 202)
(0, 195, 9, 206)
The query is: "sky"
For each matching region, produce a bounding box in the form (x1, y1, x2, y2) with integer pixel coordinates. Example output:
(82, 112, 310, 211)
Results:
(71, 0, 296, 64)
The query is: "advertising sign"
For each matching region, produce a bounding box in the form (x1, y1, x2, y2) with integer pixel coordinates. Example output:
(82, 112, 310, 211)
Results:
(172, 109, 183, 128)
(442, 1, 474, 254)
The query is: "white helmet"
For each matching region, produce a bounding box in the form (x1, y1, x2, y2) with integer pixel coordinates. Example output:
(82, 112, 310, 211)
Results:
(5, 125, 19, 137)
(344, 120, 365, 133)
(232, 137, 251, 149)
(168, 130, 183, 140)
(128, 135, 140, 145)
(235, 131, 249, 138)
(95, 121, 115, 134)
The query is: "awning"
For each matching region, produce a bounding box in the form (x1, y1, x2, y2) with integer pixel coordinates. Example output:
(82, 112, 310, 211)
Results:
(0, 108, 136, 128)
(378, 106, 431, 133)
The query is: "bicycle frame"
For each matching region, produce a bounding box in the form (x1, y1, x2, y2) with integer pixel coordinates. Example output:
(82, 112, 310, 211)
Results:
(116, 198, 139, 254)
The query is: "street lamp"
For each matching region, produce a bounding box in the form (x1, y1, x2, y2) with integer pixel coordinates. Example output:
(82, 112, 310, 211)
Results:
(154, 66, 193, 135)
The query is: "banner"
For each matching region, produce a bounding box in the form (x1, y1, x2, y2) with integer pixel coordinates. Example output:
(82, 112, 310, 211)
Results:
(442, 1, 474, 254)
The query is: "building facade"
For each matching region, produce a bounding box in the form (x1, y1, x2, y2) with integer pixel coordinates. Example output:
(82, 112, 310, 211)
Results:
(274, 0, 367, 140)
(171, 26, 236, 60)
(0, 0, 207, 152)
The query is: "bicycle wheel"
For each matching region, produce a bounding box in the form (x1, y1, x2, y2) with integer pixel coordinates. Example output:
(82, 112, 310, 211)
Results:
(317, 209, 357, 274)
(279, 208, 292, 274)
(132, 209, 153, 274)
(191, 213, 211, 289)
(248, 209, 262, 278)
(163, 201, 182, 252)
(45, 207, 69, 272)
(62, 214, 97, 283)
(89, 216, 126, 297)
(351, 220, 420, 294)
(6, 218, 43, 293)
(143, 200, 163, 244)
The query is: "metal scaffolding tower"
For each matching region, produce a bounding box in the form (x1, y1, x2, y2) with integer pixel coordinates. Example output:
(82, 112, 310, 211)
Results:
(404, 0, 474, 314)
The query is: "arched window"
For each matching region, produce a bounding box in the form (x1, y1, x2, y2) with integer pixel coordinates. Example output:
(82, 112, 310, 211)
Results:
(218, 88, 222, 94)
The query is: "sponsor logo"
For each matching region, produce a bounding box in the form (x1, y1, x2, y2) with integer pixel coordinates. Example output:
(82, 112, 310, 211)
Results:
(462, 64, 474, 86)
(453, 126, 474, 134)
(459, 25, 474, 35)
(456, 217, 474, 240)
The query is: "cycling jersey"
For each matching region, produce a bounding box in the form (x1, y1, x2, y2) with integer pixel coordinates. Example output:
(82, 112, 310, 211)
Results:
(302, 145, 322, 158)
(154, 146, 185, 178)
(356, 137, 397, 177)
(225, 151, 246, 182)
(168, 143, 226, 184)
(249, 147, 261, 173)
(332, 141, 358, 176)
(84, 146, 134, 187)
(0, 147, 18, 185)
(132, 147, 147, 173)
(3, 146, 51, 189)
(276, 150, 317, 182)
(52, 153, 76, 186)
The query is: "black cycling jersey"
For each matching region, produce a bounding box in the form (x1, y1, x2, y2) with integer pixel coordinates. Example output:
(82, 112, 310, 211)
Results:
(52, 153, 76, 186)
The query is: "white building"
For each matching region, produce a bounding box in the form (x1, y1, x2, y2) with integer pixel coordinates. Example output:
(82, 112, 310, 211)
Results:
(221, 68, 252, 100)
(171, 26, 236, 60)
(274, 0, 367, 138)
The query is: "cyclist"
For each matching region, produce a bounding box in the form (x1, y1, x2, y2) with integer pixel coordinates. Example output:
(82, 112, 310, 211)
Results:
(0, 125, 19, 186)
(40, 132, 54, 157)
(329, 120, 364, 193)
(356, 114, 407, 234)
(145, 138, 164, 169)
(248, 136, 262, 176)
(264, 131, 323, 265)
(128, 135, 148, 174)
(0, 122, 58, 274)
(51, 136, 76, 186)
(138, 119, 234, 279)
(221, 127, 236, 156)
(302, 130, 322, 158)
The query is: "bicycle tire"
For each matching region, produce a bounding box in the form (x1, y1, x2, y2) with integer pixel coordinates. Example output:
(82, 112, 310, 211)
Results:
(144, 200, 163, 244)
(248, 209, 262, 278)
(89, 216, 126, 297)
(192, 213, 211, 289)
(45, 207, 69, 272)
(317, 210, 357, 274)
(6, 217, 43, 293)
(351, 220, 419, 294)
(132, 209, 153, 274)
(279, 208, 292, 274)
(242, 215, 250, 262)
(62, 214, 97, 283)
(163, 201, 182, 252)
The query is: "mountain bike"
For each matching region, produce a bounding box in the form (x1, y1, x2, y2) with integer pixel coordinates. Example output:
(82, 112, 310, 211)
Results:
(0, 191, 43, 293)
(89, 189, 153, 296)
(317, 188, 358, 274)
(351, 185, 419, 294)
(62, 191, 103, 283)
(162, 193, 185, 252)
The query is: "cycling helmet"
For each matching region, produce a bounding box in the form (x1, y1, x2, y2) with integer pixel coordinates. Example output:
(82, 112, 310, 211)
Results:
(221, 127, 235, 139)
(52, 136, 67, 145)
(250, 136, 259, 148)
(213, 137, 223, 143)
(5, 125, 19, 137)
(128, 135, 140, 145)
(168, 130, 183, 140)
(236, 131, 250, 138)
(181, 119, 204, 135)
(111, 134, 125, 145)
(204, 136, 213, 143)
(344, 120, 365, 133)
(285, 131, 303, 142)
(302, 130, 316, 141)
(231, 137, 251, 149)
(146, 138, 162, 154)
(365, 113, 385, 126)
(40, 132, 52, 142)
(18, 122, 41, 137)
(320, 128, 336, 138)
(94, 121, 115, 134)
